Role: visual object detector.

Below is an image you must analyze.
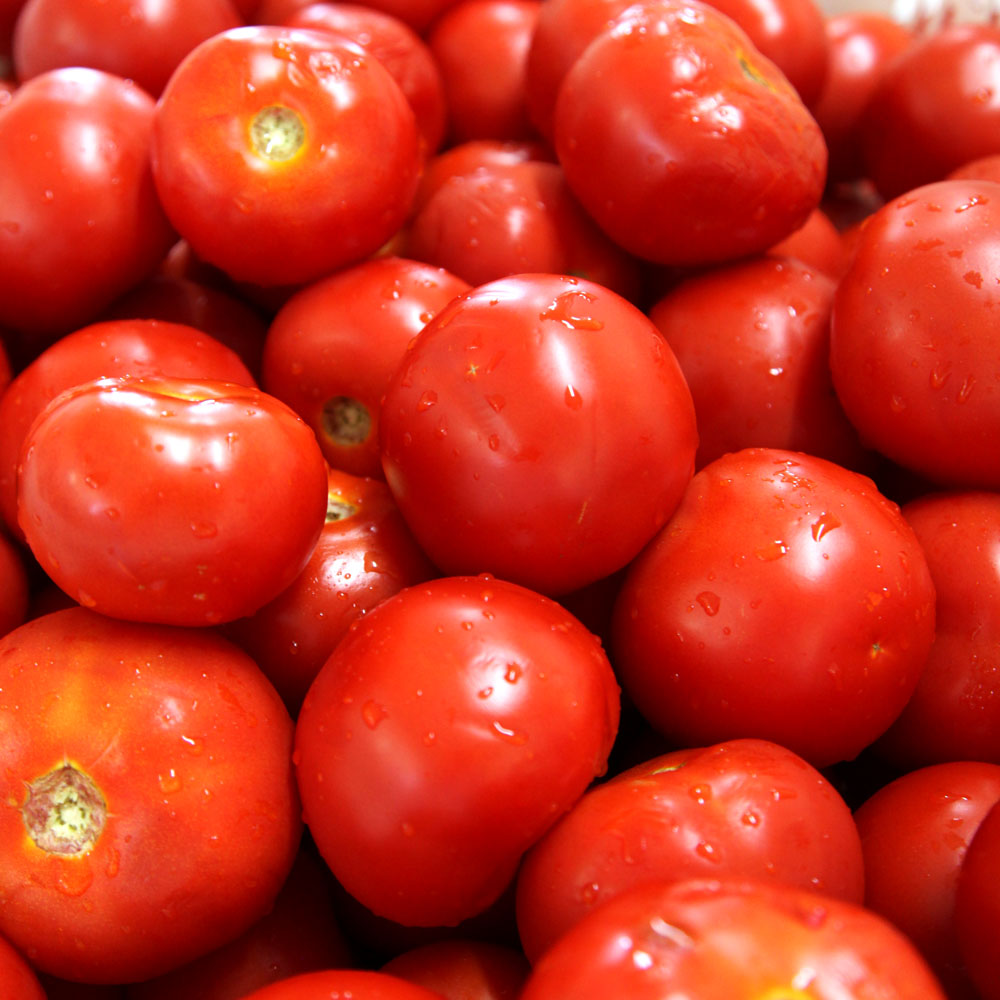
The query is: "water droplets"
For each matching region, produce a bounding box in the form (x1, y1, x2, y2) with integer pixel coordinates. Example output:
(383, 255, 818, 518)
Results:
(696, 591, 720, 616)
(361, 699, 387, 729)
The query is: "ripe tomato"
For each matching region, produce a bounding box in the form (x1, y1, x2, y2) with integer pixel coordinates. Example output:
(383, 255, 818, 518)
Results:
(552, 0, 827, 267)
(0, 607, 301, 984)
(515, 738, 865, 961)
(379, 273, 698, 596)
(766, 207, 849, 278)
(955, 799, 1000, 1000)
(0, 528, 29, 638)
(151, 26, 421, 287)
(518, 878, 948, 999)
(610, 448, 936, 767)
(0, 68, 176, 344)
(294, 574, 620, 927)
(17, 376, 329, 626)
(381, 940, 530, 1000)
(0, 931, 45, 1000)
(830, 179, 1000, 489)
(239, 970, 451, 1000)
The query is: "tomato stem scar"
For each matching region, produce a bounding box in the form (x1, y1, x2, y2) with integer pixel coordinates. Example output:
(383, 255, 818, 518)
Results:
(22, 764, 107, 856)
(322, 395, 371, 447)
(250, 105, 306, 162)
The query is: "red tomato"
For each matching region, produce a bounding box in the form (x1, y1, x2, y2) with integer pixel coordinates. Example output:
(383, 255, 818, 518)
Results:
(648, 255, 871, 472)
(294, 574, 620, 927)
(948, 151, 1000, 182)
(955, 798, 1000, 1000)
(553, 0, 827, 267)
(0, 317, 256, 540)
(518, 878, 948, 999)
(610, 448, 936, 768)
(426, 0, 540, 144)
(0, 68, 176, 345)
(874, 491, 1000, 767)
(222, 467, 438, 712)
(0, 931, 45, 1000)
(766, 207, 850, 278)
(379, 273, 698, 596)
(860, 23, 1000, 200)
(381, 940, 530, 1000)
(515, 738, 865, 961)
(830, 179, 1000, 489)
(151, 26, 421, 287)
(239, 970, 450, 1000)
(256, 0, 461, 32)
(0, 529, 28, 638)
(282, 2, 447, 156)
(854, 761, 1000, 997)
(17, 376, 329, 626)
(0, 606, 301, 984)
(12, 0, 242, 97)
(261, 256, 470, 479)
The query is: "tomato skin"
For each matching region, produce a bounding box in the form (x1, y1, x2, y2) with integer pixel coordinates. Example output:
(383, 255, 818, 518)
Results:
(0, 607, 301, 984)
(379, 273, 698, 597)
(151, 26, 421, 288)
(381, 939, 530, 1000)
(766, 208, 849, 278)
(955, 799, 1000, 1000)
(240, 970, 451, 1000)
(17, 376, 329, 626)
(854, 761, 1000, 997)
(518, 878, 948, 999)
(0, 68, 176, 344)
(0, 932, 45, 1000)
(294, 574, 620, 928)
(553, 0, 827, 267)
(515, 738, 865, 962)
(830, 179, 1000, 489)
(0, 529, 29, 638)
(610, 448, 936, 768)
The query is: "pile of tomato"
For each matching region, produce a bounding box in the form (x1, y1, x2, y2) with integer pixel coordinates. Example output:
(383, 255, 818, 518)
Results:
(1, 0, 1000, 995)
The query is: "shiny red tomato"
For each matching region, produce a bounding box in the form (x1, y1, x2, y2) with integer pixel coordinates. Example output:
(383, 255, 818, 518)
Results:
(381, 940, 530, 1000)
(0, 68, 176, 345)
(0, 931, 45, 1000)
(515, 738, 865, 961)
(294, 574, 620, 927)
(854, 760, 1000, 997)
(379, 273, 698, 596)
(0, 529, 28, 638)
(766, 207, 850, 278)
(955, 799, 1000, 1000)
(552, 0, 827, 266)
(0, 606, 301, 984)
(240, 970, 450, 1000)
(151, 26, 421, 287)
(610, 448, 936, 767)
(518, 878, 948, 999)
(830, 179, 1000, 489)
(17, 376, 329, 626)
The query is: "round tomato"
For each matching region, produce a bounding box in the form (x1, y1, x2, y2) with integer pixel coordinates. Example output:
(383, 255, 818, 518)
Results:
(294, 574, 620, 927)
(610, 447, 936, 767)
(830, 178, 1000, 489)
(151, 26, 421, 287)
(379, 273, 698, 596)
(0, 529, 29, 638)
(515, 738, 865, 961)
(518, 878, 948, 999)
(0, 932, 45, 1000)
(0, 606, 301, 984)
(239, 970, 450, 1000)
(955, 798, 1000, 1000)
(381, 939, 530, 1000)
(17, 376, 328, 626)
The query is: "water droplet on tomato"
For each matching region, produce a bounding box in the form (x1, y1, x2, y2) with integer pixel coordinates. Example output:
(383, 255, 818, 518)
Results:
(416, 389, 437, 412)
(361, 700, 387, 729)
(191, 522, 217, 539)
(810, 512, 841, 542)
(695, 841, 720, 863)
(695, 591, 720, 616)
(564, 385, 583, 409)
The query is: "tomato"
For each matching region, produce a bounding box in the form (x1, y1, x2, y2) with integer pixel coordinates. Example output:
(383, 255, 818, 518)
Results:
(873, 490, 1000, 767)
(854, 760, 1000, 997)
(11, 0, 242, 97)
(553, 0, 827, 267)
(426, 0, 540, 144)
(515, 738, 865, 961)
(518, 878, 948, 999)
(402, 160, 641, 300)
(648, 255, 871, 472)
(0, 316, 256, 540)
(830, 178, 1000, 489)
(151, 26, 421, 288)
(0, 931, 45, 1000)
(17, 376, 329, 626)
(261, 256, 470, 480)
(0, 68, 176, 346)
(294, 574, 620, 927)
(0, 529, 28, 638)
(954, 798, 1000, 1000)
(610, 448, 936, 768)
(222, 467, 438, 712)
(381, 940, 530, 1000)
(766, 207, 850, 278)
(948, 151, 1000, 182)
(0, 606, 301, 983)
(379, 273, 698, 596)
(860, 23, 1000, 200)
(282, 2, 447, 156)
(239, 970, 452, 1000)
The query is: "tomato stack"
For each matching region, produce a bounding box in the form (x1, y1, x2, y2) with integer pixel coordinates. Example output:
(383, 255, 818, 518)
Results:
(1, 0, 1000, 997)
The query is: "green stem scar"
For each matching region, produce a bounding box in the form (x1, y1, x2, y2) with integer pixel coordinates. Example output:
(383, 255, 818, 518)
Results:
(250, 105, 306, 162)
(23, 764, 107, 855)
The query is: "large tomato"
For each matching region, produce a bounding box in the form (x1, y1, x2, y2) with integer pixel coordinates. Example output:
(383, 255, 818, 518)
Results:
(239, 970, 450, 1000)
(294, 574, 620, 927)
(955, 799, 1000, 1000)
(379, 273, 698, 596)
(17, 376, 329, 626)
(0, 607, 301, 984)
(610, 447, 936, 767)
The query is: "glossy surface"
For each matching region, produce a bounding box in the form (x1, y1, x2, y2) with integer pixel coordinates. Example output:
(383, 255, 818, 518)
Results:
(379, 273, 698, 596)
(294, 574, 621, 927)
(240, 970, 449, 1000)
(955, 799, 1000, 1000)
